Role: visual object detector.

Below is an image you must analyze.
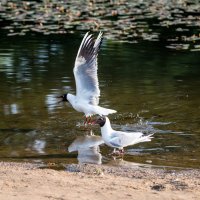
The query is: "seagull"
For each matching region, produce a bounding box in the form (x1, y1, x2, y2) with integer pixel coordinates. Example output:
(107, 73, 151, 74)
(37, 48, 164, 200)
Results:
(58, 32, 117, 124)
(95, 116, 154, 154)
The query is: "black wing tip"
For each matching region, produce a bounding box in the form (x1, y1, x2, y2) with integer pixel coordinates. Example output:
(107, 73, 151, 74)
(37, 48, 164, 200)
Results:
(79, 32, 103, 59)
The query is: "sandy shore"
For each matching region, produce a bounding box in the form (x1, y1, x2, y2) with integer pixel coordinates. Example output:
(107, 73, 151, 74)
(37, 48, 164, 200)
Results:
(0, 162, 199, 200)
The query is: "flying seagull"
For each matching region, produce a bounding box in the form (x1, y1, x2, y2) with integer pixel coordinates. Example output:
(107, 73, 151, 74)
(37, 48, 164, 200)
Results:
(58, 32, 117, 124)
(95, 116, 154, 154)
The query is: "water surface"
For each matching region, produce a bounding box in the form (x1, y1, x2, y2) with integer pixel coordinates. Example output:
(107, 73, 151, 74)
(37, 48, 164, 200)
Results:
(0, 32, 200, 168)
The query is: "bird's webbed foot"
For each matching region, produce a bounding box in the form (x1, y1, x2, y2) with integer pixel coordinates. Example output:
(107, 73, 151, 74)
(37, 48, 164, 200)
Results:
(84, 115, 95, 126)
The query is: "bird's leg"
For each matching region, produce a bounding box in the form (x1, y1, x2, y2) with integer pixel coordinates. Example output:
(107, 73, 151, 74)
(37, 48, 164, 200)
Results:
(119, 148, 124, 154)
(119, 149, 125, 159)
(91, 116, 97, 125)
(88, 116, 97, 125)
(84, 116, 88, 126)
(87, 116, 93, 125)
(110, 148, 119, 156)
(111, 148, 124, 156)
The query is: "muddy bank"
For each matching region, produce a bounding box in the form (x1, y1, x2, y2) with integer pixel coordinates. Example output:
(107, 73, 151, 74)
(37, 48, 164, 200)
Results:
(0, 162, 199, 200)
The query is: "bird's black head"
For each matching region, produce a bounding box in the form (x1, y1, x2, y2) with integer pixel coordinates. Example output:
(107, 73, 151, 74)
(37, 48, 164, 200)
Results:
(95, 116, 106, 127)
(57, 93, 68, 102)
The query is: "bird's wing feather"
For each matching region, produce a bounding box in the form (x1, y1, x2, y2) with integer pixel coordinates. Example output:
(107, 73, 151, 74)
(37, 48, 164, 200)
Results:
(110, 131, 144, 147)
(74, 32, 103, 105)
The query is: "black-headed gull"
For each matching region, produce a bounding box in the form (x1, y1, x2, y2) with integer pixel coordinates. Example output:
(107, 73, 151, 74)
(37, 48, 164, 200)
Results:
(95, 116, 154, 154)
(58, 32, 117, 124)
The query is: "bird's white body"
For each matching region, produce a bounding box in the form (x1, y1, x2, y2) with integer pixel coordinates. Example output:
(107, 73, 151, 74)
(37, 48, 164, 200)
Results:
(100, 117, 153, 150)
(67, 94, 116, 117)
(65, 32, 117, 118)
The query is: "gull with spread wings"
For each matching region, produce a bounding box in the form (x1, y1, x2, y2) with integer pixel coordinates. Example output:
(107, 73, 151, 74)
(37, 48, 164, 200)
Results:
(58, 32, 117, 124)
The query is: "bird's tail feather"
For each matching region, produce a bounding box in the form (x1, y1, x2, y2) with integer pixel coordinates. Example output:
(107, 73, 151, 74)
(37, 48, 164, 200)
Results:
(131, 133, 154, 146)
(139, 133, 154, 143)
(96, 106, 117, 116)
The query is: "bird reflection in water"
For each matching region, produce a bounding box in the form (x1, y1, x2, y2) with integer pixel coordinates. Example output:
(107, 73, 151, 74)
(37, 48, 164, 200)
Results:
(68, 132, 104, 165)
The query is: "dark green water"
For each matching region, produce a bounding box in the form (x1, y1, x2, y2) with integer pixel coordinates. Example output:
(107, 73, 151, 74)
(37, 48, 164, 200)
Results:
(0, 32, 200, 168)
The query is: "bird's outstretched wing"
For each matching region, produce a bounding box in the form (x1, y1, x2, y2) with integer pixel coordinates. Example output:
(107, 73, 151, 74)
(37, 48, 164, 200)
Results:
(74, 32, 103, 105)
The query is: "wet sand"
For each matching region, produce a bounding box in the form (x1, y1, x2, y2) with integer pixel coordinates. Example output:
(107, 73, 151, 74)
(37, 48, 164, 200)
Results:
(0, 162, 199, 200)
